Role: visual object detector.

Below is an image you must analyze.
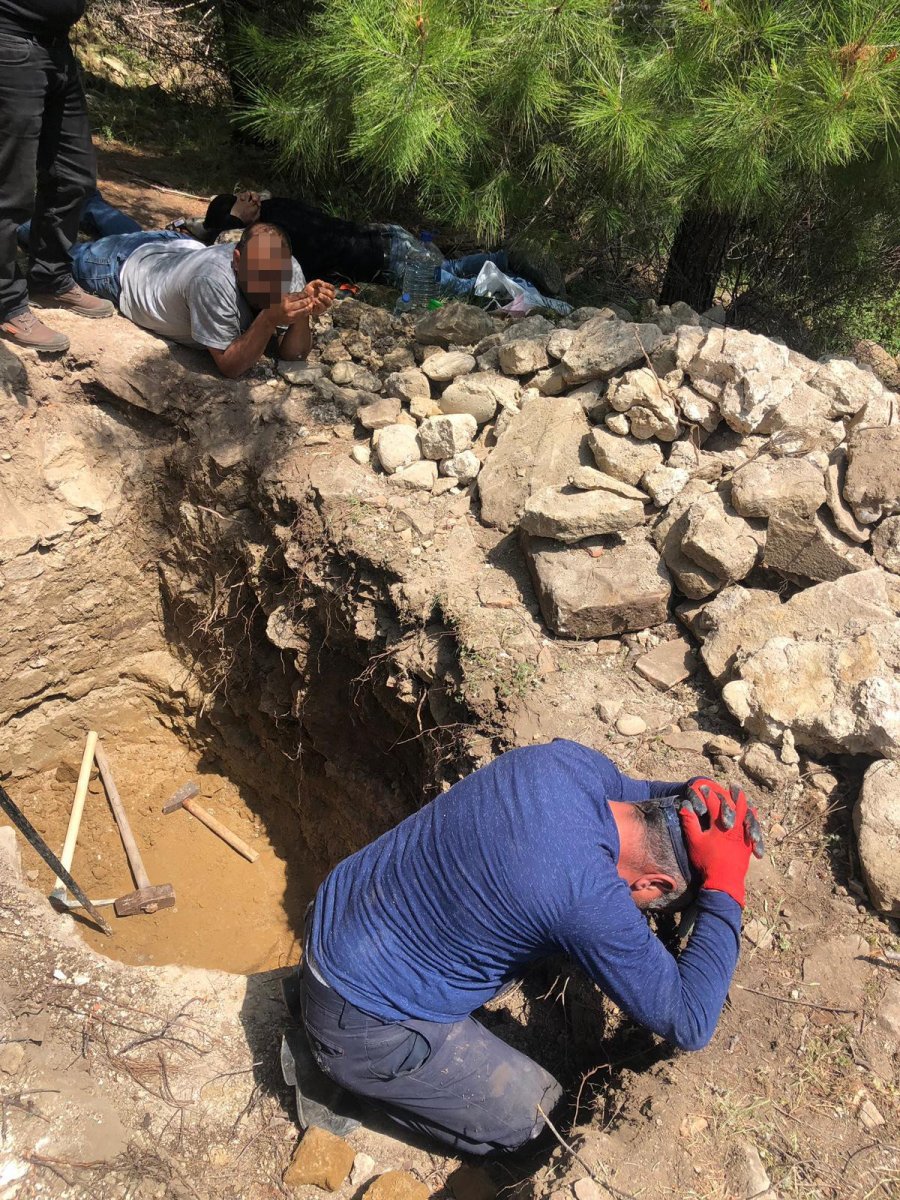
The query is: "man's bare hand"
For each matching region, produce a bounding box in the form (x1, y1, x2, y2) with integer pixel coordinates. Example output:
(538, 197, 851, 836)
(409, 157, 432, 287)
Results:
(303, 280, 336, 316)
(231, 190, 262, 224)
(266, 291, 314, 327)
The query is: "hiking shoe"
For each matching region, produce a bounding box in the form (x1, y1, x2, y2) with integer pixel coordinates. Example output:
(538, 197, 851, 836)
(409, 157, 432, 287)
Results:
(32, 284, 114, 319)
(0, 308, 70, 353)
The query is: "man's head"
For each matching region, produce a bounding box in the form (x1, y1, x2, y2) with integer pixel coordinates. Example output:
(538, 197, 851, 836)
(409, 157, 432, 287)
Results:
(205, 193, 238, 230)
(610, 798, 698, 913)
(233, 222, 292, 310)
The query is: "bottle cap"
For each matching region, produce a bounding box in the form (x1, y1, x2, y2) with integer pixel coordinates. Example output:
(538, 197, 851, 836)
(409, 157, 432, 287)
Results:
(401, 293, 411, 302)
(427, 298, 443, 310)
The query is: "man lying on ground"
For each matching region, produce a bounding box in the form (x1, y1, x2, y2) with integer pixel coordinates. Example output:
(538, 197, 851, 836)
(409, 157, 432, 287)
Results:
(203, 191, 438, 288)
(70, 222, 334, 377)
(290, 740, 762, 1155)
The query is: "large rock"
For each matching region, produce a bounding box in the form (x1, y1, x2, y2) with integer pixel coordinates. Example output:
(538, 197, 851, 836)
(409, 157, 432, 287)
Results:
(561, 317, 664, 386)
(853, 340, 900, 390)
(283, 1126, 355, 1192)
(498, 338, 550, 375)
(478, 396, 589, 530)
(421, 350, 476, 382)
(702, 569, 900, 758)
(854, 760, 900, 915)
(844, 425, 900, 523)
(589, 427, 663, 487)
(686, 586, 784, 681)
(374, 424, 421, 474)
(825, 449, 870, 543)
(809, 356, 893, 417)
(763, 512, 872, 582)
(873, 516, 900, 574)
(439, 372, 519, 424)
(680, 490, 763, 583)
(731, 458, 826, 519)
(520, 486, 646, 543)
(523, 534, 671, 639)
(415, 303, 496, 346)
(653, 480, 724, 599)
(417, 413, 476, 460)
(607, 368, 680, 441)
(384, 367, 431, 403)
(679, 326, 814, 434)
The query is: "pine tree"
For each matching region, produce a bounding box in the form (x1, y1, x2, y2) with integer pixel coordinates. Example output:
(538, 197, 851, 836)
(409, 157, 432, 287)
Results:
(237, 0, 900, 310)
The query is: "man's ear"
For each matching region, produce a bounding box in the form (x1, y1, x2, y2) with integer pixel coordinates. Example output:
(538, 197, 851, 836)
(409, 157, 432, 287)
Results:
(629, 873, 678, 904)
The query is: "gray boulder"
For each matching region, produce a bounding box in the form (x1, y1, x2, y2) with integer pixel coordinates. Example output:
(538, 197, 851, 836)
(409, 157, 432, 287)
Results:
(854, 760, 900, 915)
(561, 317, 664, 386)
(520, 486, 646, 543)
(478, 396, 589, 531)
(522, 534, 671, 639)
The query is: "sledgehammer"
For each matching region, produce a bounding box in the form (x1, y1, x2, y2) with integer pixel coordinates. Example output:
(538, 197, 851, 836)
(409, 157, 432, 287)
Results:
(95, 743, 176, 917)
(162, 782, 259, 863)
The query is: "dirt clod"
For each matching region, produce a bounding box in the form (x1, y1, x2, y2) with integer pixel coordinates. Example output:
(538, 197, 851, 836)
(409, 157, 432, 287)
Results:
(284, 1126, 356, 1192)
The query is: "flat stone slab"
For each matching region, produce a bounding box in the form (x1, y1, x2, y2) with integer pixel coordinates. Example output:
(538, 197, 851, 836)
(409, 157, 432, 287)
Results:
(634, 636, 696, 691)
(523, 534, 671, 639)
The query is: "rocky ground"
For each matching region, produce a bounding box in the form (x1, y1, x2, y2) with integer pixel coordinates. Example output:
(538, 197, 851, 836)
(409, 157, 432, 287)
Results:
(1, 261, 899, 1200)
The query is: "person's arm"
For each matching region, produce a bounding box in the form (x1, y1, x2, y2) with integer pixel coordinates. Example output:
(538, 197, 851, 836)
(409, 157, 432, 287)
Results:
(207, 291, 317, 378)
(207, 308, 284, 379)
(277, 313, 312, 362)
(556, 872, 741, 1051)
(553, 781, 754, 1050)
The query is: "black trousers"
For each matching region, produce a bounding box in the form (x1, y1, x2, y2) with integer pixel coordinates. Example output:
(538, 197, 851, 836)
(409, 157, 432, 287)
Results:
(0, 29, 95, 320)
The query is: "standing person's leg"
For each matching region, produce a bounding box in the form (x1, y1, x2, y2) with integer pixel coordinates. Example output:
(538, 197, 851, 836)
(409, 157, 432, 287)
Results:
(300, 966, 562, 1156)
(27, 38, 112, 319)
(0, 30, 70, 350)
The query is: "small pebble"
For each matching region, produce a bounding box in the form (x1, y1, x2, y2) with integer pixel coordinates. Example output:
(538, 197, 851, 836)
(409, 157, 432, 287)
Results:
(616, 714, 647, 737)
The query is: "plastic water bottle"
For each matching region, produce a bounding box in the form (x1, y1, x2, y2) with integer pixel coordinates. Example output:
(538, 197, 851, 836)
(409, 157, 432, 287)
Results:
(393, 292, 414, 317)
(400, 231, 440, 310)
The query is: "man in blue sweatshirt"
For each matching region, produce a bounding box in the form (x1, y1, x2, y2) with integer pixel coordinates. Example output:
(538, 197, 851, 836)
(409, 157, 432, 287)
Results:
(298, 740, 761, 1155)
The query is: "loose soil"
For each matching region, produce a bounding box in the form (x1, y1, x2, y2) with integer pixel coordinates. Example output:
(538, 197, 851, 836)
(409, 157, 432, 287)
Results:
(20, 718, 313, 975)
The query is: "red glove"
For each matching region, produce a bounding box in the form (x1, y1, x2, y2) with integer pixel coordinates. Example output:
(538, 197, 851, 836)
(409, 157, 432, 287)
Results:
(680, 778, 762, 908)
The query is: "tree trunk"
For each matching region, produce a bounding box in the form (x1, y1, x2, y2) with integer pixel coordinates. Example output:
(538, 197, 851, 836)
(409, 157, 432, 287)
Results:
(659, 207, 734, 312)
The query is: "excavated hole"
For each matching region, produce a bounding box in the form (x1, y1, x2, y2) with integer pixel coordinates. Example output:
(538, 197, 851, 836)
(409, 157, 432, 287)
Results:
(4, 408, 421, 979)
(18, 698, 321, 974)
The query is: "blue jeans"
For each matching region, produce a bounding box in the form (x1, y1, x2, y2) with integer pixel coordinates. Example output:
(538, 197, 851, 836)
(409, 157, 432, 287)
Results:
(70, 230, 182, 304)
(299, 957, 562, 1156)
(18, 186, 141, 250)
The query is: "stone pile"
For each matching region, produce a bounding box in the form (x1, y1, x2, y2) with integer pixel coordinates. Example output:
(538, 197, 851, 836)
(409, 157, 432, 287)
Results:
(280, 297, 900, 913)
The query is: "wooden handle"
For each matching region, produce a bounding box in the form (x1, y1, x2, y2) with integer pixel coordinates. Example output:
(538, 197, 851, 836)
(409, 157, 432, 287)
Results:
(53, 730, 98, 893)
(182, 797, 259, 863)
(95, 742, 151, 890)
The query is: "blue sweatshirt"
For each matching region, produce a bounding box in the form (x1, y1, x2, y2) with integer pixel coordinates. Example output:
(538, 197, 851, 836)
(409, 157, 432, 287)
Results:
(310, 741, 742, 1051)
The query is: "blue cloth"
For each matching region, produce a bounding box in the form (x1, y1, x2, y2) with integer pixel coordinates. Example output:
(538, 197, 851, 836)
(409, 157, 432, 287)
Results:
(17, 186, 141, 250)
(70, 229, 182, 304)
(311, 740, 742, 1050)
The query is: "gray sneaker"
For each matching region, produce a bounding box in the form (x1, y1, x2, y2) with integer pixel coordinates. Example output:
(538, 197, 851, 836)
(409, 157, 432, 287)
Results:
(0, 308, 69, 352)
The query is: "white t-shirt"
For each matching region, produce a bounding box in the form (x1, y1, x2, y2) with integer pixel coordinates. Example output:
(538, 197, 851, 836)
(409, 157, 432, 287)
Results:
(119, 240, 306, 351)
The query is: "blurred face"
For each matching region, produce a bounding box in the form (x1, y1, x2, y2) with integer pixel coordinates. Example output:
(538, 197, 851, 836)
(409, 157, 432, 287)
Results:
(234, 229, 291, 309)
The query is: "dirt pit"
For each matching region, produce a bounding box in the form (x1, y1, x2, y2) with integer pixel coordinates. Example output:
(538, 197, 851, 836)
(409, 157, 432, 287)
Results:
(16, 715, 316, 975)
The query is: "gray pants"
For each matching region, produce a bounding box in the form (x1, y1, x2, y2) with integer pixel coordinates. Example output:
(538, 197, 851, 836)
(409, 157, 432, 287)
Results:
(300, 962, 563, 1156)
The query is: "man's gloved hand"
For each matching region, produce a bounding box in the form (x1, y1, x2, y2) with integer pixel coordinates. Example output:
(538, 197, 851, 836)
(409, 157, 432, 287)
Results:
(680, 779, 763, 908)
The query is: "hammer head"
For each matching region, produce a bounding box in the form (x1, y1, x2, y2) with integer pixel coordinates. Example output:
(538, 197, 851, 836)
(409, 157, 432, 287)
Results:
(162, 781, 199, 815)
(114, 883, 176, 918)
